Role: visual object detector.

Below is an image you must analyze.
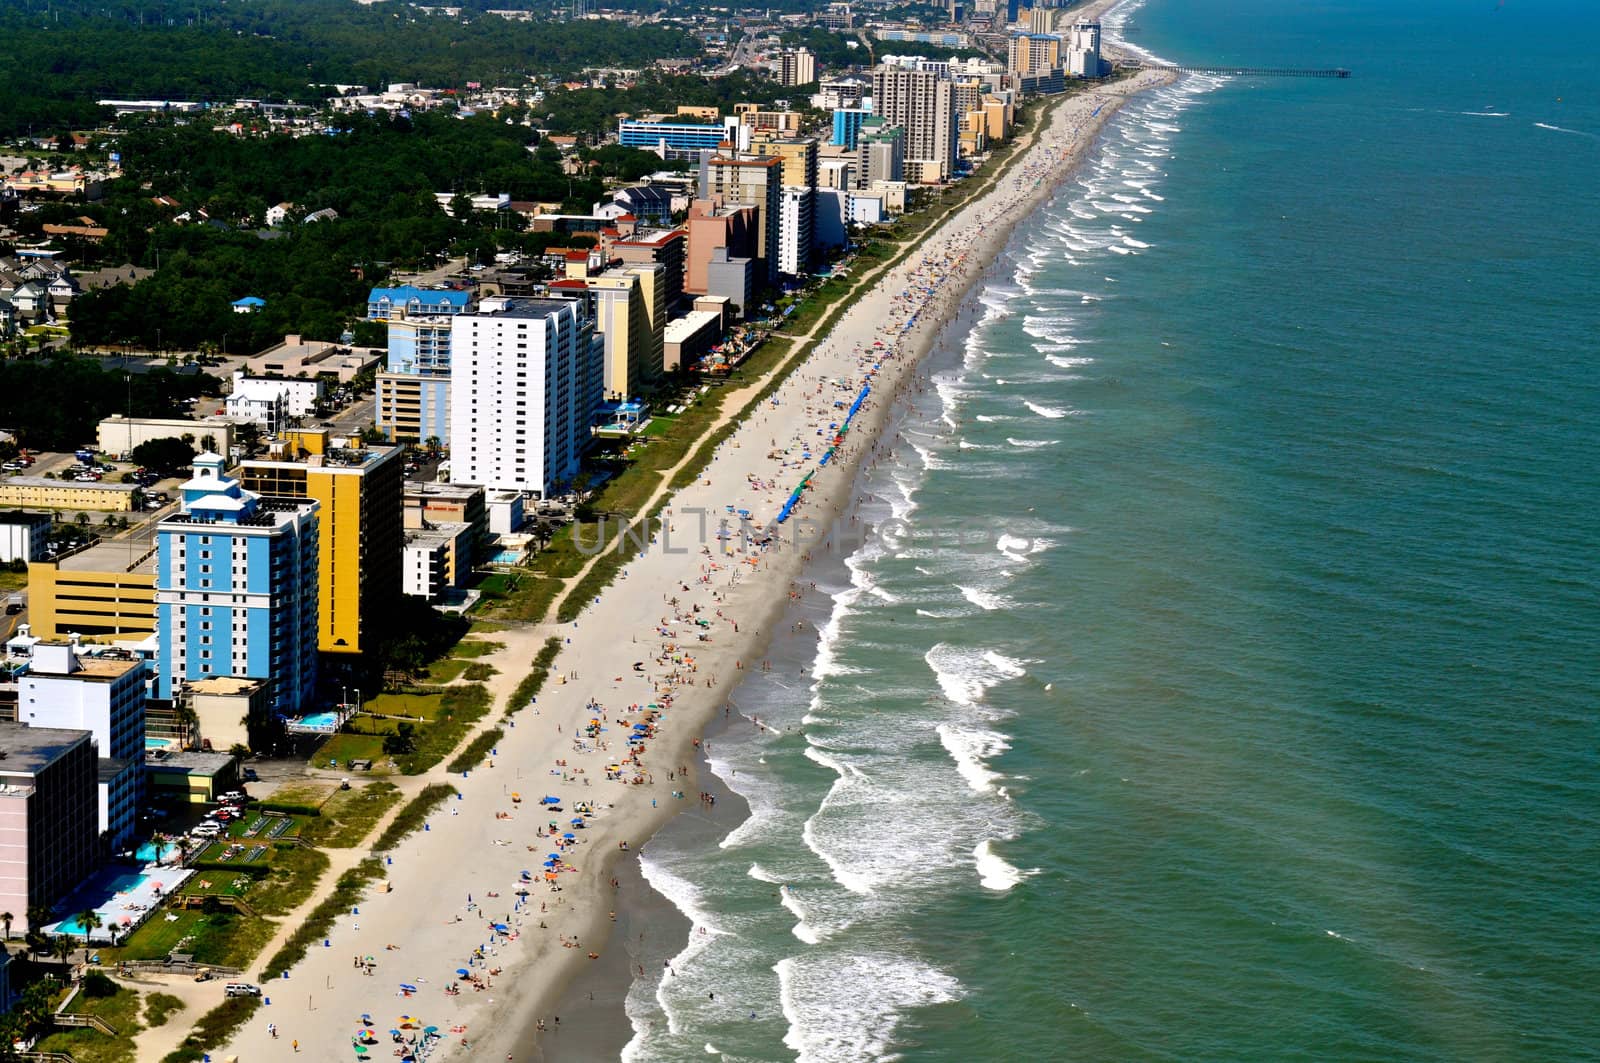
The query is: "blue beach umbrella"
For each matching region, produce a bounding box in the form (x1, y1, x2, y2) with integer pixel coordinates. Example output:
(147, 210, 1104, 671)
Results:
(456, 968, 469, 977)
(541, 795, 561, 804)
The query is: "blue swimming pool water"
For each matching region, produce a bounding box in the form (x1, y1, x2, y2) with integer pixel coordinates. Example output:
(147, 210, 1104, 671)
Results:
(297, 711, 338, 729)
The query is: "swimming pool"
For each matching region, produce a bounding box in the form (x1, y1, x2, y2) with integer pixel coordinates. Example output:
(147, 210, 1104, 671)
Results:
(145, 736, 177, 752)
(490, 548, 525, 565)
(297, 711, 338, 730)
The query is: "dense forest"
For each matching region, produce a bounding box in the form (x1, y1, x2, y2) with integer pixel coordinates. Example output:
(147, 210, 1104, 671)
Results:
(0, 354, 216, 451)
(0, 0, 699, 137)
(59, 110, 667, 349)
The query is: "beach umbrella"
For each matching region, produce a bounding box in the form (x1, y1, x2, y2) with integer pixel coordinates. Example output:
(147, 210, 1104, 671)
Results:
(492, 922, 509, 932)
(542, 796, 561, 804)
(423, 1026, 439, 1035)
(456, 968, 470, 977)
(389, 1029, 401, 1037)
(354, 1046, 369, 1056)
(570, 818, 584, 826)
(563, 832, 576, 839)
(361, 1014, 372, 1024)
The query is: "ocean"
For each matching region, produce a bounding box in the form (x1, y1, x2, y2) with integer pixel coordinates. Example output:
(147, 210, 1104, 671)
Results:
(620, 0, 1600, 1059)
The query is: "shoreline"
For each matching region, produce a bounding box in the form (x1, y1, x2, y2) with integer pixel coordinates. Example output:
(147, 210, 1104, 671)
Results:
(524, 64, 1178, 1062)
(216, 47, 1173, 1063)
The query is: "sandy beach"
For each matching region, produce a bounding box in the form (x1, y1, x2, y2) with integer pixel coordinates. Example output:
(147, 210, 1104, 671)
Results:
(219, 60, 1172, 1063)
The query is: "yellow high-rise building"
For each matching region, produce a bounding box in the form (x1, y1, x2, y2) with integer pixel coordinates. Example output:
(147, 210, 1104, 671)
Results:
(237, 429, 403, 656)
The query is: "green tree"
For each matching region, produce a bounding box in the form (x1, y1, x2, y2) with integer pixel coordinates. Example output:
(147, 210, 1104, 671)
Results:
(382, 722, 416, 756)
(130, 435, 198, 475)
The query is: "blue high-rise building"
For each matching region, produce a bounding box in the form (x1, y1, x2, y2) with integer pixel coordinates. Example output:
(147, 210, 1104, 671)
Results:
(832, 108, 873, 150)
(154, 454, 320, 718)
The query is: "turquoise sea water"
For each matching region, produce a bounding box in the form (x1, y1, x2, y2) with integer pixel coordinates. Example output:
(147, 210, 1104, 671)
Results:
(623, 1, 1600, 1059)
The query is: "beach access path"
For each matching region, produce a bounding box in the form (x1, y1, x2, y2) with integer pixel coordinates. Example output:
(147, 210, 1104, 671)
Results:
(213, 67, 1174, 1063)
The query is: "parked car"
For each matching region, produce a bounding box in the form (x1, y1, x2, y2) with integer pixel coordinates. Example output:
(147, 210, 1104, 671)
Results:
(225, 983, 261, 997)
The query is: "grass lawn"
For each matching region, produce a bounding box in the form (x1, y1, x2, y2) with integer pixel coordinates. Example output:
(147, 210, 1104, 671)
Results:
(423, 657, 468, 683)
(468, 619, 509, 634)
(248, 845, 330, 916)
(34, 985, 143, 1063)
(0, 568, 27, 593)
(450, 639, 503, 658)
(364, 692, 444, 721)
(310, 733, 390, 771)
(261, 781, 337, 811)
(312, 781, 400, 848)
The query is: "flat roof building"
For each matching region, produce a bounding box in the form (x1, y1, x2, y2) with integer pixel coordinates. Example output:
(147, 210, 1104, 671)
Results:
(0, 723, 100, 933)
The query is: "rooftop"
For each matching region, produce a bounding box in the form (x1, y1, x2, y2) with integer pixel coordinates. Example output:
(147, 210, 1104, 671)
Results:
(2, 476, 138, 493)
(0, 509, 52, 525)
(187, 675, 265, 696)
(0, 722, 92, 776)
(144, 748, 234, 774)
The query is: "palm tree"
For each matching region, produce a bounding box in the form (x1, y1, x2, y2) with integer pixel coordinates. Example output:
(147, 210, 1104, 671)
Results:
(149, 835, 169, 867)
(77, 909, 102, 944)
(0, 911, 11, 940)
(53, 934, 76, 966)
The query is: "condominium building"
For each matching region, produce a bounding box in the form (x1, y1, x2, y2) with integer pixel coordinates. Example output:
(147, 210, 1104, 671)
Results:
(1008, 32, 1062, 79)
(777, 48, 817, 87)
(154, 454, 320, 717)
(612, 229, 687, 314)
(365, 286, 472, 321)
(0, 723, 100, 932)
(751, 138, 818, 274)
(856, 118, 907, 189)
(871, 67, 958, 183)
(1067, 21, 1104, 77)
(237, 430, 404, 658)
(376, 315, 455, 443)
(16, 640, 145, 848)
(591, 266, 666, 400)
(831, 108, 872, 150)
(701, 156, 783, 284)
(448, 299, 602, 498)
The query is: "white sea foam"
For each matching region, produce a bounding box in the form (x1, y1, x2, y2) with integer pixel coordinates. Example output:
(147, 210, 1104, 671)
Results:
(936, 723, 1010, 794)
(776, 953, 963, 1063)
(1462, 110, 1509, 117)
(973, 414, 1012, 423)
(975, 839, 1038, 892)
(639, 850, 728, 1035)
(996, 533, 1031, 554)
(748, 863, 781, 884)
(800, 746, 879, 895)
(958, 585, 1010, 611)
(779, 884, 823, 944)
(924, 643, 1027, 707)
(1024, 401, 1072, 419)
(1007, 438, 1060, 449)
(1046, 354, 1095, 369)
(1535, 121, 1599, 139)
